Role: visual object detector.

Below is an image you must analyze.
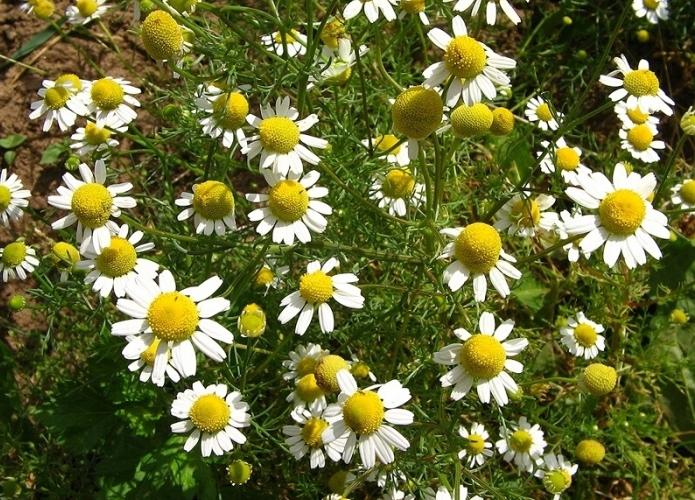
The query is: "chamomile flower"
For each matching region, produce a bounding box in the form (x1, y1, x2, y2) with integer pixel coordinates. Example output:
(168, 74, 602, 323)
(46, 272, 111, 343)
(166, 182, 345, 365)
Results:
(344, 0, 397, 23)
(122, 335, 181, 387)
(47, 159, 136, 253)
(632, 0, 669, 24)
(560, 312, 606, 360)
(70, 121, 125, 156)
(170, 381, 250, 457)
(195, 84, 249, 149)
(564, 162, 670, 269)
(350, 356, 377, 383)
(175, 180, 237, 236)
(453, 0, 527, 25)
(399, 0, 430, 25)
(391, 86, 444, 160)
(439, 222, 522, 302)
(369, 168, 425, 217)
(83, 76, 141, 127)
(261, 29, 307, 57)
(424, 16, 516, 107)
(254, 260, 290, 291)
(494, 191, 559, 237)
(363, 134, 410, 166)
(614, 101, 660, 129)
(311, 39, 367, 88)
(51, 241, 80, 282)
(140, 10, 190, 63)
(538, 138, 591, 185)
(0, 169, 30, 226)
(670, 180, 695, 210)
(287, 373, 329, 412)
(243, 97, 328, 176)
(458, 422, 494, 467)
(246, 169, 331, 245)
(557, 210, 591, 262)
(29, 74, 89, 131)
(283, 407, 346, 469)
(111, 271, 233, 385)
(278, 258, 364, 335)
(524, 96, 563, 131)
(321, 371, 413, 468)
(66, 0, 108, 24)
(535, 454, 578, 499)
(0, 240, 39, 282)
(434, 311, 528, 406)
(282, 343, 329, 381)
(619, 122, 665, 163)
(495, 416, 547, 472)
(423, 485, 482, 500)
(599, 55, 674, 115)
(76, 223, 159, 298)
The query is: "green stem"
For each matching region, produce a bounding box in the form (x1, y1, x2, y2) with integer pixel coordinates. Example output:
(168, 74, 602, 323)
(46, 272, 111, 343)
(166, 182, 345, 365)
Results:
(654, 134, 687, 203)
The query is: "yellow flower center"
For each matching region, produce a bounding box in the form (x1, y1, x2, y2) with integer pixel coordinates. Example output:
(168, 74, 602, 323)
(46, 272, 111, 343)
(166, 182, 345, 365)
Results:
(342, 390, 385, 435)
(70, 183, 113, 229)
(0, 186, 11, 211)
(458, 334, 506, 379)
(259, 116, 300, 154)
(444, 36, 487, 79)
(466, 433, 486, 455)
(147, 292, 199, 342)
(374, 134, 401, 155)
(139, 338, 162, 366)
(543, 469, 572, 495)
(392, 86, 443, 140)
(573, 323, 597, 348)
(626, 124, 654, 151)
(314, 354, 349, 393)
(450, 103, 493, 137)
(510, 429, 533, 453)
(555, 147, 580, 171)
(680, 180, 695, 204)
(382, 169, 415, 199)
(490, 107, 515, 135)
(227, 459, 252, 485)
(582, 363, 617, 396)
(454, 222, 502, 274)
(296, 356, 317, 378)
(2, 241, 27, 267)
(351, 361, 371, 379)
(320, 20, 345, 50)
(76, 0, 98, 17)
(33, 0, 55, 19)
(95, 236, 137, 278)
(598, 189, 645, 236)
(83, 122, 112, 145)
(509, 198, 541, 228)
(536, 103, 554, 122)
(268, 179, 309, 222)
(626, 107, 649, 124)
(575, 439, 605, 465)
(255, 266, 275, 286)
(52, 241, 80, 267)
(192, 180, 234, 221)
(44, 87, 70, 110)
(141, 10, 183, 61)
(273, 29, 298, 44)
(55, 73, 82, 93)
(643, 0, 659, 10)
(623, 69, 659, 97)
(295, 373, 324, 402)
(189, 394, 230, 433)
(212, 92, 249, 130)
(238, 303, 266, 337)
(299, 270, 333, 304)
(91, 78, 124, 111)
(401, 0, 425, 13)
(325, 67, 352, 86)
(301, 417, 329, 448)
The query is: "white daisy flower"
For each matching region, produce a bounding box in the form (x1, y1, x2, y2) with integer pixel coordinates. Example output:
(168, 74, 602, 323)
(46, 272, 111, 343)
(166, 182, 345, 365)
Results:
(398, 0, 430, 25)
(344, 0, 397, 23)
(632, 0, 668, 24)
(560, 312, 606, 360)
(310, 39, 368, 88)
(619, 122, 665, 163)
(175, 180, 237, 236)
(452, 0, 528, 25)
(282, 342, 329, 381)
(0, 240, 39, 282)
(495, 416, 547, 472)
(261, 28, 307, 57)
(243, 97, 328, 176)
(424, 16, 516, 107)
(278, 258, 364, 335)
(564, 162, 670, 269)
(29, 74, 89, 132)
(423, 485, 483, 500)
(537, 138, 591, 185)
(0, 168, 31, 226)
(122, 335, 181, 387)
(111, 271, 234, 386)
(283, 407, 347, 469)
(47, 159, 136, 253)
(439, 222, 522, 302)
(599, 55, 674, 115)
(614, 101, 660, 129)
(458, 422, 494, 467)
(557, 210, 591, 262)
(524, 96, 563, 131)
(369, 168, 425, 217)
(170, 381, 250, 457)
(535, 453, 578, 499)
(70, 121, 125, 156)
(494, 191, 559, 238)
(321, 370, 413, 468)
(76, 223, 159, 298)
(670, 179, 695, 210)
(83, 76, 141, 127)
(286, 373, 329, 412)
(246, 169, 331, 245)
(362, 134, 410, 166)
(434, 311, 528, 406)
(350, 356, 377, 383)
(66, 0, 108, 24)
(194, 84, 248, 149)
(254, 260, 290, 292)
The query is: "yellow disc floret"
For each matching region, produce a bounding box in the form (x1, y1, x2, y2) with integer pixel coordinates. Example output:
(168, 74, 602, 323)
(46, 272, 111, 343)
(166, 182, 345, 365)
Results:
(255, 266, 275, 287)
(52, 241, 80, 266)
(76, 0, 98, 17)
(268, 180, 309, 222)
(0, 186, 11, 211)
(34, 0, 55, 19)
(314, 355, 349, 393)
(555, 147, 580, 171)
(299, 271, 333, 304)
(509, 429, 533, 453)
(535, 103, 554, 122)
(320, 19, 346, 50)
(147, 291, 199, 342)
(581, 363, 617, 396)
(374, 134, 402, 155)
(44, 87, 70, 110)
(342, 390, 385, 435)
(392, 86, 443, 140)
(351, 361, 371, 379)
(192, 180, 234, 220)
(55, 73, 82, 93)
(626, 107, 649, 125)
(623, 69, 659, 97)
(573, 323, 597, 347)
(401, 0, 425, 13)
(509, 198, 541, 228)
(84, 122, 112, 145)
(295, 373, 324, 402)
(444, 36, 487, 79)
(454, 222, 502, 274)
(598, 189, 645, 236)
(141, 10, 183, 61)
(70, 183, 113, 228)
(213, 92, 249, 130)
(451, 103, 493, 137)
(296, 356, 317, 378)
(238, 303, 266, 338)
(575, 439, 605, 465)
(626, 124, 654, 151)
(301, 417, 329, 448)
(91, 78, 124, 110)
(466, 434, 486, 455)
(643, 0, 659, 8)
(95, 237, 137, 277)
(382, 169, 415, 199)
(543, 469, 572, 495)
(458, 334, 506, 379)
(139, 338, 162, 365)
(2, 241, 27, 267)
(259, 116, 300, 153)
(189, 394, 230, 433)
(680, 180, 695, 205)
(490, 107, 515, 135)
